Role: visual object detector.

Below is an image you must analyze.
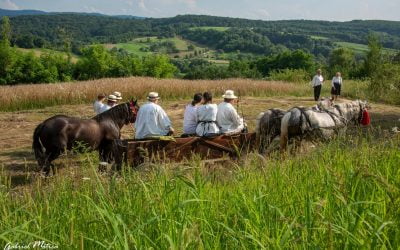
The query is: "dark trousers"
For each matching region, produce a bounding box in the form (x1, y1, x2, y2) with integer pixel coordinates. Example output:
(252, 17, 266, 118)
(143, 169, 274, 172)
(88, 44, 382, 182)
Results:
(313, 85, 322, 101)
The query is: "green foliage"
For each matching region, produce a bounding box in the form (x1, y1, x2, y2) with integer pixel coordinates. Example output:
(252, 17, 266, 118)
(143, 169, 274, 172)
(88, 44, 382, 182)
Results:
(0, 16, 11, 46)
(328, 48, 356, 78)
(269, 68, 310, 83)
(368, 63, 400, 104)
(142, 54, 177, 78)
(255, 50, 315, 77)
(1, 134, 399, 248)
(364, 34, 384, 78)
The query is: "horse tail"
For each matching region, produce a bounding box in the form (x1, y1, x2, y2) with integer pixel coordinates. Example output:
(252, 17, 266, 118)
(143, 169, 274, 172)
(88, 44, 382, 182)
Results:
(33, 122, 46, 166)
(280, 112, 291, 152)
(255, 112, 265, 134)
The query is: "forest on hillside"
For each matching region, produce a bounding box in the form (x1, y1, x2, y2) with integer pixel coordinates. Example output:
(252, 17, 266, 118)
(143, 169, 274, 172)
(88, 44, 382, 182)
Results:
(2, 14, 400, 56)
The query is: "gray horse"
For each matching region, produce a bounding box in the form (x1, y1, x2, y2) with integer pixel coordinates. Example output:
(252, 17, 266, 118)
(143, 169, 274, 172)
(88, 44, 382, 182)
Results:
(280, 100, 370, 151)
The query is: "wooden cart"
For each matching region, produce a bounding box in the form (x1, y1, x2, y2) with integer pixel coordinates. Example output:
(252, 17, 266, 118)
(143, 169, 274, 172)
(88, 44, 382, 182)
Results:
(112, 133, 256, 168)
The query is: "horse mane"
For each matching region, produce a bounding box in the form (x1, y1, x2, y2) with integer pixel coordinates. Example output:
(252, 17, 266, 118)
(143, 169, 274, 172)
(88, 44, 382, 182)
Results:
(93, 102, 131, 124)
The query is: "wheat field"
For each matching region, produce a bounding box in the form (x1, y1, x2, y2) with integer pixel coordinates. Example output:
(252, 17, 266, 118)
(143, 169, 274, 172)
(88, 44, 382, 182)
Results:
(0, 77, 312, 111)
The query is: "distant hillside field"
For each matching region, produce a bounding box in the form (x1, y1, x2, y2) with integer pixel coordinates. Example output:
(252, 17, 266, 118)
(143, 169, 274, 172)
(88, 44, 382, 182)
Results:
(5, 14, 400, 58)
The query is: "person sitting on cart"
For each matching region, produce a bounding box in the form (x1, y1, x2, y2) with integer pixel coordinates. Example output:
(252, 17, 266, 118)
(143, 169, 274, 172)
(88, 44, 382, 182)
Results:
(182, 93, 203, 137)
(135, 92, 175, 140)
(196, 92, 220, 137)
(98, 94, 118, 114)
(216, 90, 246, 135)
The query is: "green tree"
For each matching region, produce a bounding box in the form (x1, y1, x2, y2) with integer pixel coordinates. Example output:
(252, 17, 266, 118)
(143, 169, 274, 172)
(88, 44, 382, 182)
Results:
(0, 16, 16, 84)
(364, 34, 383, 77)
(328, 48, 356, 78)
(142, 55, 177, 78)
(0, 16, 11, 46)
(75, 45, 115, 80)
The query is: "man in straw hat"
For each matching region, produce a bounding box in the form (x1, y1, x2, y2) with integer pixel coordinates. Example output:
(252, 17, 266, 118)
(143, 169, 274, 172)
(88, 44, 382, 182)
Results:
(135, 92, 174, 140)
(216, 90, 246, 135)
(99, 94, 118, 114)
(113, 91, 123, 103)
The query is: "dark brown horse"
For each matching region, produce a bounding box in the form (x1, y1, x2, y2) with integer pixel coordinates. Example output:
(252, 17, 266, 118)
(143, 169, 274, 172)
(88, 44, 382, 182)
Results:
(32, 100, 139, 174)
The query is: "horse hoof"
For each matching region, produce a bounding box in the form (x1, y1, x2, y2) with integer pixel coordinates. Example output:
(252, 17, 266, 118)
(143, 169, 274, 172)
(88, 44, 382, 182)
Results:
(98, 162, 109, 172)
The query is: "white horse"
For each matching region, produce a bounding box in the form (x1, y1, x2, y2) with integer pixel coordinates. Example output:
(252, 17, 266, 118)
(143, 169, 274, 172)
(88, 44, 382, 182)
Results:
(255, 98, 334, 154)
(280, 100, 370, 151)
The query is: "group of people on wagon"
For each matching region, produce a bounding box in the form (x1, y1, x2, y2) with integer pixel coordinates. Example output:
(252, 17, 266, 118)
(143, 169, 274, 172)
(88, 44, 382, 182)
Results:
(134, 90, 246, 140)
(93, 91, 123, 114)
(94, 90, 246, 140)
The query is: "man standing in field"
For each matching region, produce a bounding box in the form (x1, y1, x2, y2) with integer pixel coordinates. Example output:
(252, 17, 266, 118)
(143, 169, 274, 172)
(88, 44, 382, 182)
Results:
(311, 69, 324, 101)
(135, 92, 175, 140)
(216, 90, 246, 135)
(99, 94, 118, 114)
(93, 93, 106, 114)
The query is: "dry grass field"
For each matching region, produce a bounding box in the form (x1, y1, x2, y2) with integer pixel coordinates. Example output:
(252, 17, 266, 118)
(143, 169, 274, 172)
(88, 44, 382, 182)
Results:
(0, 77, 310, 111)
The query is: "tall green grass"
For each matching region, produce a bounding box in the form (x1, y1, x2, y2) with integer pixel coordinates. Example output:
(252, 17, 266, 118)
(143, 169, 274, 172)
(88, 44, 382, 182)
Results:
(1, 133, 399, 248)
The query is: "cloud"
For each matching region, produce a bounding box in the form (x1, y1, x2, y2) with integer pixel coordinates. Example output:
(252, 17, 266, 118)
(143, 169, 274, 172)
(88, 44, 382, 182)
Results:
(83, 5, 102, 13)
(252, 9, 270, 19)
(0, 0, 19, 10)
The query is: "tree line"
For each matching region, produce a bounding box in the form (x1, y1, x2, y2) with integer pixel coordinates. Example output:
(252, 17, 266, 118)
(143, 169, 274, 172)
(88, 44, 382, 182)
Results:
(3, 14, 400, 56)
(0, 17, 177, 84)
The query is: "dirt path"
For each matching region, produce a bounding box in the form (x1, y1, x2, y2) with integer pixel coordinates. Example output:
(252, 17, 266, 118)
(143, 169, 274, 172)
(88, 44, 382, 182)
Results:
(1, 97, 399, 187)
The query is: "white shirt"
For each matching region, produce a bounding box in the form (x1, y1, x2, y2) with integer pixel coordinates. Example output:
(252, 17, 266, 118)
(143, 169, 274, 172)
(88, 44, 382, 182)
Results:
(312, 75, 324, 87)
(93, 101, 104, 114)
(135, 102, 172, 139)
(99, 104, 113, 114)
(196, 104, 220, 136)
(216, 102, 244, 134)
(332, 76, 343, 87)
(183, 104, 198, 135)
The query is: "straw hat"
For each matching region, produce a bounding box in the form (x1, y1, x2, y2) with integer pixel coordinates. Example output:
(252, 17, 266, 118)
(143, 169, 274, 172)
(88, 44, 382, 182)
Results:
(107, 94, 118, 102)
(222, 90, 238, 99)
(113, 91, 123, 100)
(147, 92, 160, 100)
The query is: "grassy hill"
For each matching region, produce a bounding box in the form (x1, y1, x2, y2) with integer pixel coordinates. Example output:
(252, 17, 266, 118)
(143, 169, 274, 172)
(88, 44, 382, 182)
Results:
(17, 48, 80, 62)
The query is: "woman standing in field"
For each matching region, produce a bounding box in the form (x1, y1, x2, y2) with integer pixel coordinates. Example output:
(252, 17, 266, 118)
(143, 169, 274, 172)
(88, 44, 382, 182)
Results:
(182, 93, 203, 137)
(311, 69, 324, 101)
(331, 72, 343, 101)
(196, 92, 220, 137)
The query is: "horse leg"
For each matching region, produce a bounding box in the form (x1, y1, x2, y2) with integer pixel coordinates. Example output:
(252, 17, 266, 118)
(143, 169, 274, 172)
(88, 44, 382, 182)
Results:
(42, 149, 62, 176)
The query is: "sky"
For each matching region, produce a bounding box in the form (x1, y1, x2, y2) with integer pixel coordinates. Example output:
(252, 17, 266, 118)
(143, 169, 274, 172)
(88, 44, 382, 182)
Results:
(0, 0, 399, 21)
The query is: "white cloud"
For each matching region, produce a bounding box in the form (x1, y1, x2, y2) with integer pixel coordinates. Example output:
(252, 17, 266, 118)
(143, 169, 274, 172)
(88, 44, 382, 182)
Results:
(0, 0, 19, 10)
(252, 9, 270, 19)
(83, 5, 102, 13)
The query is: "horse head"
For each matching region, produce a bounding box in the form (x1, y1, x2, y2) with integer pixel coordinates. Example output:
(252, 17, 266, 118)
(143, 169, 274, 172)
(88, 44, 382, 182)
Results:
(317, 97, 333, 110)
(129, 99, 140, 124)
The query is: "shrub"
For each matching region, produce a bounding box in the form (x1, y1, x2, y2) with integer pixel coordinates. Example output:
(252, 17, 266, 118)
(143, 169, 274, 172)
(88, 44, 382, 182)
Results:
(368, 63, 400, 104)
(269, 68, 310, 84)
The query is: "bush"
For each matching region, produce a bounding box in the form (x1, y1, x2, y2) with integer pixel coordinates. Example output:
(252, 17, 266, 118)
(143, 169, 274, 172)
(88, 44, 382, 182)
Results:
(368, 63, 400, 104)
(269, 68, 310, 83)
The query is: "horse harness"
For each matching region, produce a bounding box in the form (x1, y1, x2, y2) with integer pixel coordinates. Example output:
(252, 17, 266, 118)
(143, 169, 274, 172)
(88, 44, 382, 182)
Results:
(294, 106, 347, 138)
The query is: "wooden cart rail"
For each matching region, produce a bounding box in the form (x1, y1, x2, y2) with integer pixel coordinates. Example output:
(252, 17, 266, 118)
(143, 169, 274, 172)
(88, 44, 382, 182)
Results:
(113, 133, 256, 167)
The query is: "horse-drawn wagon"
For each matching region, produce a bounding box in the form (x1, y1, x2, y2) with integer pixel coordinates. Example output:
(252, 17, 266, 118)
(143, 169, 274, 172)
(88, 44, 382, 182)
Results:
(112, 133, 256, 168)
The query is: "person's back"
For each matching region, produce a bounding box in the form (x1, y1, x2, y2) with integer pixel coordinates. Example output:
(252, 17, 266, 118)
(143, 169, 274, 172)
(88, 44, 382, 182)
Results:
(183, 93, 203, 136)
(216, 90, 244, 134)
(195, 92, 219, 137)
(217, 102, 244, 134)
(135, 92, 173, 139)
(196, 104, 219, 136)
(183, 104, 198, 135)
